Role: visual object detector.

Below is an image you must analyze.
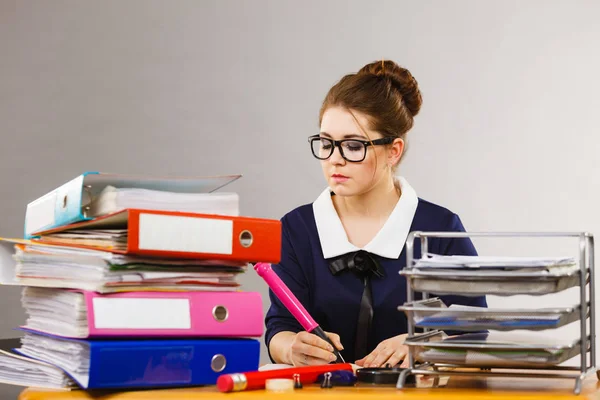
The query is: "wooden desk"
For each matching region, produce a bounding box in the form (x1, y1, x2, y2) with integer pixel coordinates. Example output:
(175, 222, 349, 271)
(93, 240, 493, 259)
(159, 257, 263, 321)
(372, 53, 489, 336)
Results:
(18, 376, 600, 400)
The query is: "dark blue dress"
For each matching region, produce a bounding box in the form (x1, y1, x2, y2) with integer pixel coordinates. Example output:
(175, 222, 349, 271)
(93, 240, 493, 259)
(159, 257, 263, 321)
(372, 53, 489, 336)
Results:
(265, 179, 487, 363)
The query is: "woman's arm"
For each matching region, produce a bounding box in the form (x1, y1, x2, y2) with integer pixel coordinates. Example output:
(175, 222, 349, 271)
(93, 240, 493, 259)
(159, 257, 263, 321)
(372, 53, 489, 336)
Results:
(264, 217, 306, 361)
(264, 215, 343, 365)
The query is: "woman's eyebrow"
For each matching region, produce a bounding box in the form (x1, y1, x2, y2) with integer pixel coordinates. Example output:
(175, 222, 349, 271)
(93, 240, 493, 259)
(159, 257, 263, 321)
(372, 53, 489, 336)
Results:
(319, 132, 368, 139)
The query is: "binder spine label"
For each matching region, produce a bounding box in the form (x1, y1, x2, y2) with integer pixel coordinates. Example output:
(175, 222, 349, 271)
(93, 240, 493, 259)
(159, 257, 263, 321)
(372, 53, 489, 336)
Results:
(137, 213, 234, 254)
(25, 192, 57, 235)
(92, 298, 192, 329)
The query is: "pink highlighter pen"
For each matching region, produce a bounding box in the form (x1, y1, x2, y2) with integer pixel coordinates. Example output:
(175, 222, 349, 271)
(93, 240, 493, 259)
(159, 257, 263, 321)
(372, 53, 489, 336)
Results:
(254, 262, 345, 363)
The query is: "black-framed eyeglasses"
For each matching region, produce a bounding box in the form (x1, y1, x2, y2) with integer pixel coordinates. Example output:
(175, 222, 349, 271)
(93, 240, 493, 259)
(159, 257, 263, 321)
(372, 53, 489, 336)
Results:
(308, 135, 394, 162)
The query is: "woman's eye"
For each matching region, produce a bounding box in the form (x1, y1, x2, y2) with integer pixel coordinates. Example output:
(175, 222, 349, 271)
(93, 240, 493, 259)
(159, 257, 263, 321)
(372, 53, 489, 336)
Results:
(345, 143, 363, 152)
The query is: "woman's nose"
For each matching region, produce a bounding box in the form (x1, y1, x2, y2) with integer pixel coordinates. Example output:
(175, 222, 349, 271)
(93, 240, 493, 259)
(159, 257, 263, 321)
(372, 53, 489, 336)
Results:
(329, 144, 346, 165)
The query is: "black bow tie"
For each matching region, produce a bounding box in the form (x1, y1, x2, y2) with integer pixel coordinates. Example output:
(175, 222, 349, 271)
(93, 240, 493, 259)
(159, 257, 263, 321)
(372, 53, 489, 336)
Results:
(328, 250, 385, 279)
(328, 250, 385, 360)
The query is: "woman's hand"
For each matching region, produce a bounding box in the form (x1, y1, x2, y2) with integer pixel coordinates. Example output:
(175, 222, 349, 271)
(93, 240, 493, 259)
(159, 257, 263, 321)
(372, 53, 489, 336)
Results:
(288, 331, 344, 366)
(355, 334, 409, 368)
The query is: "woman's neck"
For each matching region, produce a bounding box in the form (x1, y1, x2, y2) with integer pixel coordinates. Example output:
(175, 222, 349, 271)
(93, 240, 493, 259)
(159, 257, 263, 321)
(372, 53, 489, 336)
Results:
(333, 177, 401, 220)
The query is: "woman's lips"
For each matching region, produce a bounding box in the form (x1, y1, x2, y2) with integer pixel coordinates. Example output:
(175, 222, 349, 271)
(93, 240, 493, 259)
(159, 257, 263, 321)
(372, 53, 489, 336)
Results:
(332, 174, 349, 183)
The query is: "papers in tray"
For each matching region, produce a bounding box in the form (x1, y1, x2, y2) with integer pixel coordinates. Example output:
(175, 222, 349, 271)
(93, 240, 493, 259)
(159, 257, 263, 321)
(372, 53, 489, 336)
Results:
(408, 300, 577, 330)
(420, 348, 558, 366)
(414, 255, 577, 273)
(410, 331, 583, 367)
(403, 256, 583, 296)
(0, 338, 75, 389)
(419, 306, 561, 329)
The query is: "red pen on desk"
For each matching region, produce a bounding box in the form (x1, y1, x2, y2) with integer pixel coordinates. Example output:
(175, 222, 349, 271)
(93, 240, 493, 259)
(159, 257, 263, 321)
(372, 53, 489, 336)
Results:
(217, 363, 354, 392)
(254, 262, 345, 363)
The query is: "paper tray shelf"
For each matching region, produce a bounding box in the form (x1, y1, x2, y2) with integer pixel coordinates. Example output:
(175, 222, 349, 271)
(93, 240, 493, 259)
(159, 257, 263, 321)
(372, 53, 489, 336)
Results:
(405, 330, 586, 368)
(398, 297, 586, 331)
(400, 268, 585, 296)
(396, 231, 596, 395)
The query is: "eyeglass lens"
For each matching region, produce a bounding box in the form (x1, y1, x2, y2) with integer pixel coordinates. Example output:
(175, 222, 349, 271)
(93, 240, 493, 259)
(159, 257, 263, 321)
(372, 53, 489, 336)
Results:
(311, 138, 365, 161)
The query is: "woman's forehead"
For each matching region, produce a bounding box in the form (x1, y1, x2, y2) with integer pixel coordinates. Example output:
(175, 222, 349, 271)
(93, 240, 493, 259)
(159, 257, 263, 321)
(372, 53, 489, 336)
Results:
(320, 107, 377, 139)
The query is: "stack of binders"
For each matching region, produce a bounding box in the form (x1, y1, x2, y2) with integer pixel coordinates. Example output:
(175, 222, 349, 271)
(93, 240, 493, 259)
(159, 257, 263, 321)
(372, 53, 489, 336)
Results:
(0, 172, 282, 390)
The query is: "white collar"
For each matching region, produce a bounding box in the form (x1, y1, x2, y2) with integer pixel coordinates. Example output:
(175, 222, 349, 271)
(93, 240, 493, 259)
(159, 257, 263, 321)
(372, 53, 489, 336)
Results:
(312, 177, 419, 259)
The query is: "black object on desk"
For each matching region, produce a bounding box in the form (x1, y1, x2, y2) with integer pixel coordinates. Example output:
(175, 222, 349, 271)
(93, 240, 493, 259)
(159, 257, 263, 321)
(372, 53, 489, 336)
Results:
(356, 367, 416, 385)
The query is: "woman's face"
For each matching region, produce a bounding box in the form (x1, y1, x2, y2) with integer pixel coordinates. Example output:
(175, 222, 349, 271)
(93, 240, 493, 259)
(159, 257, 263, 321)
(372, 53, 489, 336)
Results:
(318, 106, 394, 197)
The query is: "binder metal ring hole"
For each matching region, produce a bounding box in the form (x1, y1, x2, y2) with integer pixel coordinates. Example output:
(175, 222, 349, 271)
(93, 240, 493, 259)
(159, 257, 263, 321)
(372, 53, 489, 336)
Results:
(211, 354, 227, 372)
(212, 305, 229, 322)
(62, 195, 68, 209)
(239, 230, 253, 248)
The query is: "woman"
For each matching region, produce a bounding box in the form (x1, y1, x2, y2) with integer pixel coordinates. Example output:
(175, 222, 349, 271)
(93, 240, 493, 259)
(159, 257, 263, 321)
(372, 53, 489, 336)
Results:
(265, 60, 487, 368)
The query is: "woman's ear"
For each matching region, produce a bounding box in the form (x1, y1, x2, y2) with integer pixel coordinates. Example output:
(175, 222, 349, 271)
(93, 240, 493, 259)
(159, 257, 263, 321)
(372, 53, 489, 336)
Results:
(387, 138, 404, 167)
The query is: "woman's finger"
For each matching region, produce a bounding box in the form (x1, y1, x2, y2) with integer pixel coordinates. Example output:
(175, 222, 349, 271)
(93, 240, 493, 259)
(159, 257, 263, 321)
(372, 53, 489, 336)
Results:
(297, 331, 335, 352)
(291, 333, 332, 365)
(381, 348, 407, 368)
(300, 342, 337, 363)
(369, 347, 395, 368)
(325, 332, 344, 350)
(362, 344, 386, 367)
(361, 351, 377, 367)
(400, 356, 410, 368)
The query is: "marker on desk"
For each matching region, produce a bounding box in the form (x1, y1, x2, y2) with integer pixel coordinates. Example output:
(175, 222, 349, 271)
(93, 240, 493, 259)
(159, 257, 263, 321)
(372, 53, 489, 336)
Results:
(217, 363, 354, 392)
(254, 262, 345, 363)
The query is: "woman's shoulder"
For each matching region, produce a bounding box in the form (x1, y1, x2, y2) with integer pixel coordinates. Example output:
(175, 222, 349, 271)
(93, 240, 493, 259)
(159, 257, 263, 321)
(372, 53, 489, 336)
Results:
(416, 197, 456, 217)
(280, 202, 317, 232)
(414, 197, 465, 231)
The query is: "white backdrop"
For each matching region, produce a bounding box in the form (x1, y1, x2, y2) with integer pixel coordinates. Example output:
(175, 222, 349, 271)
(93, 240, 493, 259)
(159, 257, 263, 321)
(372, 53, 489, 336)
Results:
(1, 1, 599, 397)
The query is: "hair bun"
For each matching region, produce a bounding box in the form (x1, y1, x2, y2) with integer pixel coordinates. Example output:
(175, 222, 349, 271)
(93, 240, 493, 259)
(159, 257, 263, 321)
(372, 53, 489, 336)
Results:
(358, 60, 422, 117)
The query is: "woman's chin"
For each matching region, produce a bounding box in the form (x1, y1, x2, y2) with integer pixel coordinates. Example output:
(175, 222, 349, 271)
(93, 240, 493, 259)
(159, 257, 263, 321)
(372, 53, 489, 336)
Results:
(329, 183, 359, 197)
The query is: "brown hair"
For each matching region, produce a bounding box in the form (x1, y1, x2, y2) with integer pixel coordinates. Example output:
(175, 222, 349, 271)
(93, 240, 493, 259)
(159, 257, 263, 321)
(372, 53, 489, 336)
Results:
(319, 60, 422, 161)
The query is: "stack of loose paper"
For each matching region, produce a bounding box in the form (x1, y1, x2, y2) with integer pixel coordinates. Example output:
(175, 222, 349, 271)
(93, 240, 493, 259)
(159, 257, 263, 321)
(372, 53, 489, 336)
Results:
(16, 333, 91, 389)
(34, 230, 129, 251)
(87, 186, 239, 218)
(0, 338, 75, 390)
(1, 241, 245, 293)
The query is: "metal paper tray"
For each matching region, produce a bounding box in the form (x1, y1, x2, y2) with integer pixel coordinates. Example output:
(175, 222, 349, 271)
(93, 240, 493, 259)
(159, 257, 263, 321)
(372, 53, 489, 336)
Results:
(398, 298, 585, 331)
(404, 330, 586, 368)
(400, 269, 586, 296)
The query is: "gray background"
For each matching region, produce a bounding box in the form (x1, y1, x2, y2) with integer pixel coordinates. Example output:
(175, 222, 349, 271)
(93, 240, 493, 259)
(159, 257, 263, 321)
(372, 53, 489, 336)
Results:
(1, 0, 599, 398)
